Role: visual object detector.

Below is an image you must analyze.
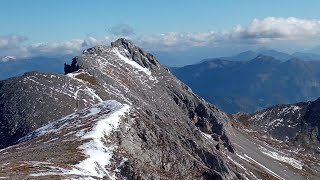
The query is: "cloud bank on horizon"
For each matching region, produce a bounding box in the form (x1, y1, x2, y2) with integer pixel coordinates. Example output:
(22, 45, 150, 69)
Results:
(1, 17, 320, 59)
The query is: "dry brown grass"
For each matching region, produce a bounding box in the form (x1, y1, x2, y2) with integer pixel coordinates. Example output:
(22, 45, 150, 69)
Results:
(75, 73, 97, 85)
(253, 169, 279, 180)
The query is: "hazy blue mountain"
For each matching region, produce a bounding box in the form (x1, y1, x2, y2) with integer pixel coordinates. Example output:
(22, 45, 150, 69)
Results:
(227, 50, 258, 61)
(151, 46, 252, 67)
(0, 56, 71, 80)
(223, 48, 320, 62)
(172, 55, 320, 113)
(153, 48, 295, 67)
(304, 45, 320, 54)
(226, 48, 293, 61)
(292, 52, 320, 61)
(256, 48, 293, 61)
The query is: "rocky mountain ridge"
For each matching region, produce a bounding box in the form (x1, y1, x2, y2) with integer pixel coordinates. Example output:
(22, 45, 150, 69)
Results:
(0, 38, 319, 179)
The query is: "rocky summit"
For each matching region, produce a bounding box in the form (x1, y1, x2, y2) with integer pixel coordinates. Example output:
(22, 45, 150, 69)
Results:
(0, 38, 319, 179)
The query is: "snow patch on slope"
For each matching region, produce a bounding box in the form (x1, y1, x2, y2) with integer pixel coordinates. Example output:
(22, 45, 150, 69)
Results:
(236, 153, 285, 180)
(69, 100, 130, 179)
(112, 47, 152, 76)
(266, 118, 284, 127)
(20, 101, 131, 179)
(83, 107, 101, 118)
(18, 112, 80, 142)
(259, 146, 303, 170)
(278, 106, 301, 116)
(227, 155, 261, 180)
(251, 112, 268, 121)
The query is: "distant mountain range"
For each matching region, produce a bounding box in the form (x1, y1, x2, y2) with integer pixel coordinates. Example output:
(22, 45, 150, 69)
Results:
(0, 56, 71, 80)
(172, 54, 320, 113)
(226, 48, 292, 61)
(154, 47, 320, 67)
(219, 48, 320, 62)
(1, 48, 320, 81)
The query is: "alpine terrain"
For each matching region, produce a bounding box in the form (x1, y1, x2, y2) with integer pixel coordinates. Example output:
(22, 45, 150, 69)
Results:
(172, 55, 320, 113)
(0, 38, 319, 179)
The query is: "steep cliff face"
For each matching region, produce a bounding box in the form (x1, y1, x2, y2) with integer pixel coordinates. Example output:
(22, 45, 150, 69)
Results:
(303, 98, 320, 144)
(0, 39, 319, 179)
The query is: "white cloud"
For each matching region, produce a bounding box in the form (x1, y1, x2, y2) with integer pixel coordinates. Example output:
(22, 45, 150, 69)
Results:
(0, 36, 112, 58)
(0, 35, 29, 58)
(0, 35, 27, 48)
(231, 17, 320, 42)
(1, 17, 320, 58)
(137, 17, 320, 49)
(136, 31, 224, 50)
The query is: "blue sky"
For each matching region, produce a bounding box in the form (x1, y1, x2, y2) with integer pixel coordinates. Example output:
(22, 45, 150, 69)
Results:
(1, 0, 319, 42)
(1, 0, 320, 63)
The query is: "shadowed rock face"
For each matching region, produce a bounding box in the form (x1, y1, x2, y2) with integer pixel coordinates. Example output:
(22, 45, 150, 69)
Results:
(64, 57, 80, 74)
(0, 38, 319, 179)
